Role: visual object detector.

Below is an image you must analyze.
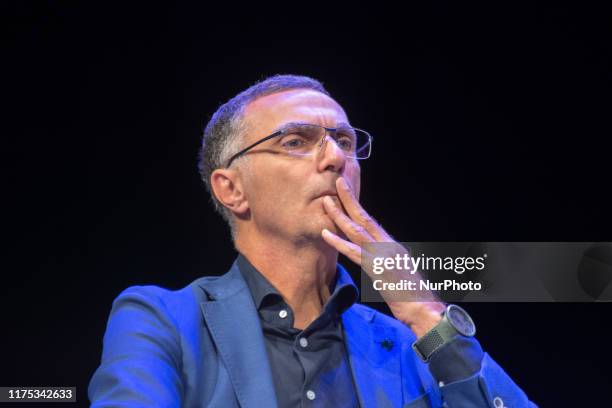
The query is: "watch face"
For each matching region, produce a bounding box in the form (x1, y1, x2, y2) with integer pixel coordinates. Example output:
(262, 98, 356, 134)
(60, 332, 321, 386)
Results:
(447, 305, 476, 336)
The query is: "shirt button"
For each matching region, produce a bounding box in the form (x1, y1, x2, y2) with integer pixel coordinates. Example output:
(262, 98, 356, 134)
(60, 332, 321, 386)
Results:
(299, 337, 309, 348)
(278, 309, 288, 319)
(306, 390, 316, 400)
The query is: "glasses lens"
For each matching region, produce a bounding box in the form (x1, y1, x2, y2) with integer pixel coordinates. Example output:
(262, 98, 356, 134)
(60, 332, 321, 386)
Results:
(335, 127, 371, 159)
(277, 124, 372, 159)
(277, 124, 322, 154)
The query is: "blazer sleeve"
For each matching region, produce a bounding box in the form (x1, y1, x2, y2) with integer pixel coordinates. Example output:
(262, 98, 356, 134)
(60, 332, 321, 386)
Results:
(88, 286, 184, 408)
(421, 336, 538, 408)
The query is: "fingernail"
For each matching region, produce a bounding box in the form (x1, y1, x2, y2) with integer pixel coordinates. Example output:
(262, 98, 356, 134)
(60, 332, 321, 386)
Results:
(339, 177, 350, 190)
(324, 196, 334, 205)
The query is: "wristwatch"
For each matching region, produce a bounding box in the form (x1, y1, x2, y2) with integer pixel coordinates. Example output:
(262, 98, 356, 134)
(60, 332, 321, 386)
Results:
(412, 304, 476, 362)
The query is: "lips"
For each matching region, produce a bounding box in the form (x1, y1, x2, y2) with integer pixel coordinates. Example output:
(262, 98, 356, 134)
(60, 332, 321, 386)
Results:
(314, 190, 337, 200)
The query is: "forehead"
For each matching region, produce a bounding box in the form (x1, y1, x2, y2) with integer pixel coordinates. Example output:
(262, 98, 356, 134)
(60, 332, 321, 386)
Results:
(241, 89, 349, 137)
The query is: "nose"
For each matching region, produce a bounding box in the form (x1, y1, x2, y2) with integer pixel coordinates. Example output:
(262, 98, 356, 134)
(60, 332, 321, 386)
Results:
(316, 133, 346, 173)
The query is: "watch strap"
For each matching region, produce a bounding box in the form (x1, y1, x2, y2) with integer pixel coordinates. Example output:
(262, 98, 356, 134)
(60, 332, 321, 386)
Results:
(412, 311, 459, 361)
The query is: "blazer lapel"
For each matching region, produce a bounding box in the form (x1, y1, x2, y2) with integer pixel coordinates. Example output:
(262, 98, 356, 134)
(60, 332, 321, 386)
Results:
(342, 306, 403, 408)
(199, 262, 278, 408)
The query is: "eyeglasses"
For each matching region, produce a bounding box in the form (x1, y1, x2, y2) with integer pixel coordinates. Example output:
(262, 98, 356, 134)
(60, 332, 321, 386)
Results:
(224, 122, 373, 168)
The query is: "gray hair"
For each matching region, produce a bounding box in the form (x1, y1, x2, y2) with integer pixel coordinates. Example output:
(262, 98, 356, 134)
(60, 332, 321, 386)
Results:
(197, 74, 331, 238)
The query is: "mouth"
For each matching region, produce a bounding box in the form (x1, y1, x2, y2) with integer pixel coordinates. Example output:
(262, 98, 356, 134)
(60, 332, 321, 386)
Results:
(313, 190, 338, 200)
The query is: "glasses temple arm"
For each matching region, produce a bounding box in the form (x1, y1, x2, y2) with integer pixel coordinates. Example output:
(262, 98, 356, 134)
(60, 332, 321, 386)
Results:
(225, 130, 283, 168)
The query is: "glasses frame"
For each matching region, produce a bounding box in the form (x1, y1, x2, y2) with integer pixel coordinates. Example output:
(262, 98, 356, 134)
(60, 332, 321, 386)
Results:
(224, 123, 373, 168)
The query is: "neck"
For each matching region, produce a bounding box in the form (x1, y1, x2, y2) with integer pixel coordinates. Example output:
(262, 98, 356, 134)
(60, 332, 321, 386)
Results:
(235, 230, 339, 330)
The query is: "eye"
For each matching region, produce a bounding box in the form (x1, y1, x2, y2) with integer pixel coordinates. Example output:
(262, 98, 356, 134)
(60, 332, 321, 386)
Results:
(281, 136, 307, 149)
(336, 129, 357, 151)
(337, 137, 354, 151)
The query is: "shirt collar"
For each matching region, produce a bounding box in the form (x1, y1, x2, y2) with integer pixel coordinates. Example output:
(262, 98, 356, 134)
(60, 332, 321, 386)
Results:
(236, 253, 359, 317)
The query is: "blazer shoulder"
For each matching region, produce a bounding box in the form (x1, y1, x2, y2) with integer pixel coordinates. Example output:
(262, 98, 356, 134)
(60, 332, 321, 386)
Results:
(114, 281, 192, 304)
(110, 265, 238, 317)
(110, 279, 204, 324)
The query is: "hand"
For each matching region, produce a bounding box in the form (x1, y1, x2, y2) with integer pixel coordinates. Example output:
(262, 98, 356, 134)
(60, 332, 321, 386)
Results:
(321, 177, 445, 338)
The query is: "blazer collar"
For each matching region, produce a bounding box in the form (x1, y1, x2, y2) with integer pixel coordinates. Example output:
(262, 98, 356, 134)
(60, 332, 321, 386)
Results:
(198, 259, 279, 408)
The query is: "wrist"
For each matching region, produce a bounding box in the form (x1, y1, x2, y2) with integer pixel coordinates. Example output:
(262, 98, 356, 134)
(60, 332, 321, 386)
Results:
(408, 302, 446, 338)
(412, 304, 477, 362)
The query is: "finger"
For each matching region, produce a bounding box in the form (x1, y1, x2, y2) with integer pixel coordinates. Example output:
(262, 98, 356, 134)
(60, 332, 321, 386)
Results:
(322, 228, 362, 265)
(335, 177, 393, 242)
(323, 195, 374, 245)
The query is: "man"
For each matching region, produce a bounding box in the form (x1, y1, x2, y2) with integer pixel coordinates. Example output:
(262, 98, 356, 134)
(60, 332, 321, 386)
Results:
(89, 75, 536, 407)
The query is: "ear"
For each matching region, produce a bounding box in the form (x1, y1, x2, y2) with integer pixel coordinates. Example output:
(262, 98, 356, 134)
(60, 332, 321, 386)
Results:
(210, 168, 250, 216)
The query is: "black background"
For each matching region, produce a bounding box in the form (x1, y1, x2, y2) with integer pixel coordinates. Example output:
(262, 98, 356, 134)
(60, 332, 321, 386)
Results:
(2, 2, 611, 407)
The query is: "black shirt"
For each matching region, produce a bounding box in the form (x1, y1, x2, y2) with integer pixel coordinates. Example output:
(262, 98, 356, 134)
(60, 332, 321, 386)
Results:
(237, 254, 360, 408)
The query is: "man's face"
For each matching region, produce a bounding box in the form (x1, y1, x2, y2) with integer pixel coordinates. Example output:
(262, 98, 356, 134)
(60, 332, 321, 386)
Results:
(237, 89, 361, 242)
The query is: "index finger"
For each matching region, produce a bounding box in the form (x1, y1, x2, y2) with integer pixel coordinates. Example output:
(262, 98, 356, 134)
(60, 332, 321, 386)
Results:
(335, 177, 391, 242)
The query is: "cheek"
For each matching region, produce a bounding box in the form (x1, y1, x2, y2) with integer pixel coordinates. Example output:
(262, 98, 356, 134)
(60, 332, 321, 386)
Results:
(247, 167, 301, 210)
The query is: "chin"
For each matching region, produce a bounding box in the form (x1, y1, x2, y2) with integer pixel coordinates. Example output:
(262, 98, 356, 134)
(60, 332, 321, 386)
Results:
(312, 214, 339, 235)
(297, 205, 340, 240)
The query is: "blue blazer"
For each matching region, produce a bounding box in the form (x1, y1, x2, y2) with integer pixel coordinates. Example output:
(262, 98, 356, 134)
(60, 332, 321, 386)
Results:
(89, 260, 536, 407)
